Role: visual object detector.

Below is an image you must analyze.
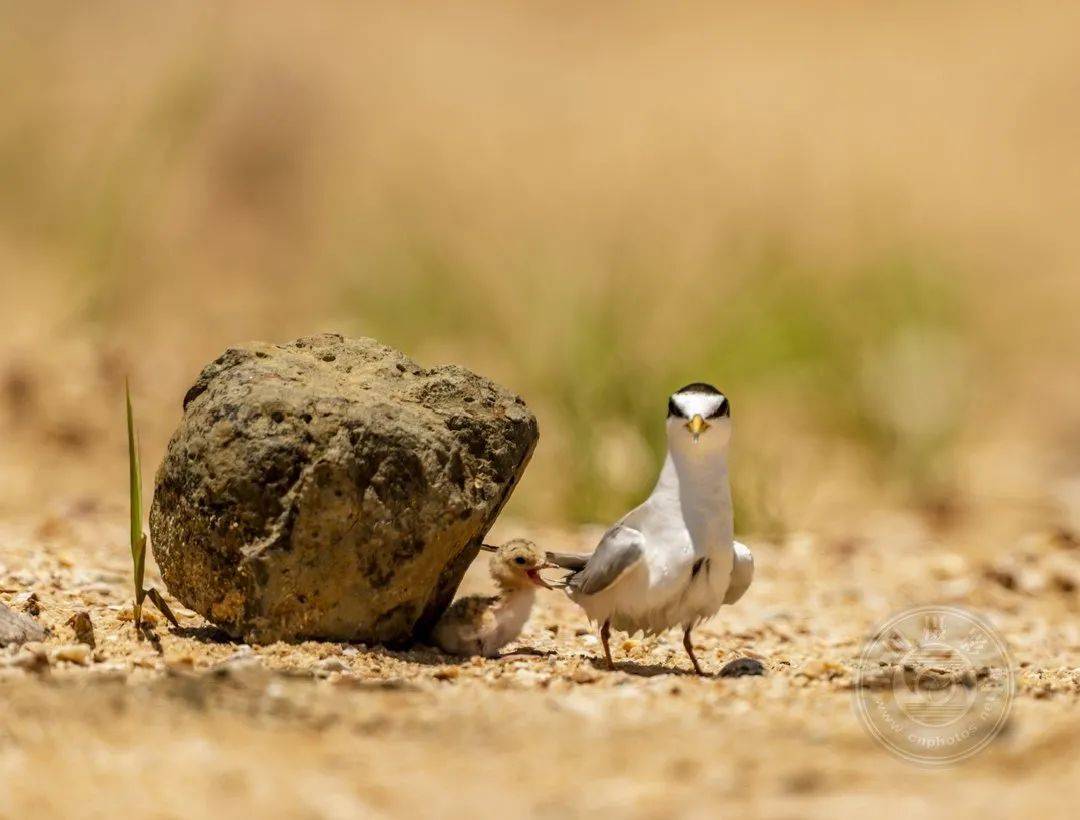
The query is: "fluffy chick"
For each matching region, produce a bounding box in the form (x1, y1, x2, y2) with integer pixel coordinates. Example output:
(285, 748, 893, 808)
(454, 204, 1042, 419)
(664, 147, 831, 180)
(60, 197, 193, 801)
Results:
(433, 539, 554, 658)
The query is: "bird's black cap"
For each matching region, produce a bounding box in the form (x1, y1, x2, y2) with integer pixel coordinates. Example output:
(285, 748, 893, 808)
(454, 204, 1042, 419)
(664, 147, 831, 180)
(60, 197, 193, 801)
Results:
(675, 382, 723, 396)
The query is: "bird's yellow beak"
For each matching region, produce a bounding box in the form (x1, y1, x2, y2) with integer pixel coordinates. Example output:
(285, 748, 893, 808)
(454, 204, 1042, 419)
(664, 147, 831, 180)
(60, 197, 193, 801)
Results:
(686, 414, 709, 442)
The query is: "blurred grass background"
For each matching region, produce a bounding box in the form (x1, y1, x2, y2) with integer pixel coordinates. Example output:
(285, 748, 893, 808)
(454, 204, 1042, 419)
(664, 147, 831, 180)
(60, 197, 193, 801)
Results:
(2, 1, 1080, 542)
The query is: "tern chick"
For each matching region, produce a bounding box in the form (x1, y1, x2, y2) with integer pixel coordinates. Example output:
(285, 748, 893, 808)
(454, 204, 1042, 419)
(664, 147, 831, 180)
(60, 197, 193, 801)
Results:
(547, 383, 754, 675)
(433, 539, 555, 658)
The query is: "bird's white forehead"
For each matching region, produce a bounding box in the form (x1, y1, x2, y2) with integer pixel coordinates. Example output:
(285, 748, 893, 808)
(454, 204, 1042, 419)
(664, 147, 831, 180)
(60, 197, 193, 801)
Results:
(670, 392, 727, 419)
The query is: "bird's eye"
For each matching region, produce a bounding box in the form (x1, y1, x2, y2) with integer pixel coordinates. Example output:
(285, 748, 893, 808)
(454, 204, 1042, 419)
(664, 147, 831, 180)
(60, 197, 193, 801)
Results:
(514, 556, 527, 565)
(708, 397, 730, 419)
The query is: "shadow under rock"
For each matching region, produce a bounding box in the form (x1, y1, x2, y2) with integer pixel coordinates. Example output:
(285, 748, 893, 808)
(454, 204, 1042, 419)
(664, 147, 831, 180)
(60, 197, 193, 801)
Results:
(168, 624, 237, 643)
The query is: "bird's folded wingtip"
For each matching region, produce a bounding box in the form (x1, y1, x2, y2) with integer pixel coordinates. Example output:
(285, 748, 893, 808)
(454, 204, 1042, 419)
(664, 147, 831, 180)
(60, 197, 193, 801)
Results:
(544, 551, 590, 572)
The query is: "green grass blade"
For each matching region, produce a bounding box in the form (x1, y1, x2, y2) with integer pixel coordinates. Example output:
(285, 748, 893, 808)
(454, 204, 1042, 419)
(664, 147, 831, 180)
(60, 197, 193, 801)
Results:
(126, 379, 147, 605)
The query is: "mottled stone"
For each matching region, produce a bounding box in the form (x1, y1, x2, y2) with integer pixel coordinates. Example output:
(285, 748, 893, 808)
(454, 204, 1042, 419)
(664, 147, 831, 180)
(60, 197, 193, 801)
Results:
(719, 657, 766, 678)
(149, 334, 537, 644)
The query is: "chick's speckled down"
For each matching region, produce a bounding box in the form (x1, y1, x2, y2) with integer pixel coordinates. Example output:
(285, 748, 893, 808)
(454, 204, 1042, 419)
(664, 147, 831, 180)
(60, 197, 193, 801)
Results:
(432, 540, 551, 657)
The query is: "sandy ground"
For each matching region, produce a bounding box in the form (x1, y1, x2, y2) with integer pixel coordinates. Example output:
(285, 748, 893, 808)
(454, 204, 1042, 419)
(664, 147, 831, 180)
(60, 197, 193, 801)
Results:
(0, 505, 1077, 819)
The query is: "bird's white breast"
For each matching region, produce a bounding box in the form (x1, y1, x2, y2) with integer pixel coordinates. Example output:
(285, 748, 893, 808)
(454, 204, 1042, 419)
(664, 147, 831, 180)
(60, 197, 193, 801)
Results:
(571, 446, 738, 635)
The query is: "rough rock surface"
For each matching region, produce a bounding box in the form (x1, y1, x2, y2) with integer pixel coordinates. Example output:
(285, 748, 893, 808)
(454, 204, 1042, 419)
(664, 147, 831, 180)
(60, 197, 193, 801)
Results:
(149, 334, 538, 644)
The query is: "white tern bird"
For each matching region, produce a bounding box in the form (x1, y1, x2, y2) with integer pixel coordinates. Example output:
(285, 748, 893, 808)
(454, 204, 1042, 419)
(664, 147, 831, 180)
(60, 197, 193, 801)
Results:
(547, 383, 754, 674)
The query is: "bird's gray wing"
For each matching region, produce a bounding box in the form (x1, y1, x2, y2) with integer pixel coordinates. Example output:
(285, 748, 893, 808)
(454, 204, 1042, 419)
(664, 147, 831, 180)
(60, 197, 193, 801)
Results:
(723, 540, 754, 604)
(566, 524, 644, 596)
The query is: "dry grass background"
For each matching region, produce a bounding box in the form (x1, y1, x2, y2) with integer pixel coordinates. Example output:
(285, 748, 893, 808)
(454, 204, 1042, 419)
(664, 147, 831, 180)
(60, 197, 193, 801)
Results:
(2, 1, 1080, 538)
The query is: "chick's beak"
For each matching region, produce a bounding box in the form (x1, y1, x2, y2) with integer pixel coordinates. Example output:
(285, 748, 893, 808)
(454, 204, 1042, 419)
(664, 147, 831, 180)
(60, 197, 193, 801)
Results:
(526, 567, 553, 589)
(686, 414, 709, 442)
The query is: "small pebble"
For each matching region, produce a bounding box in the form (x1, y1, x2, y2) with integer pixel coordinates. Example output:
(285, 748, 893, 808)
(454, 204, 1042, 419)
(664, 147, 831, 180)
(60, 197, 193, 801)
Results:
(52, 644, 92, 666)
(315, 658, 349, 674)
(7, 644, 50, 673)
(571, 668, 600, 684)
(67, 610, 96, 648)
(720, 657, 766, 678)
(12, 591, 40, 616)
(117, 604, 158, 625)
(929, 553, 968, 580)
(797, 659, 844, 680)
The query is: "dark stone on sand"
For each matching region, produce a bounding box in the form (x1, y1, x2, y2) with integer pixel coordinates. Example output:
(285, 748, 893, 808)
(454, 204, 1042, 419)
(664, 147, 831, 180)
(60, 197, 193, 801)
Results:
(719, 657, 766, 678)
(149, 333, 538, 645)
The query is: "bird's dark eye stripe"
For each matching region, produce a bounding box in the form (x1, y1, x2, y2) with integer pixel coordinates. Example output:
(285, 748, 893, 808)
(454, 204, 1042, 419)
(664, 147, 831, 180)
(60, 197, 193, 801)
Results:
(707, 398, 730, 419)
(667, 398, 688, 418)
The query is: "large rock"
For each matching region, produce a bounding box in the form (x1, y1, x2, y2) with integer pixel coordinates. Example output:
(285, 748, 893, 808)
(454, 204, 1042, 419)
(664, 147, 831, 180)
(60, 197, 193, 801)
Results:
(149, 333, 538, 644)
